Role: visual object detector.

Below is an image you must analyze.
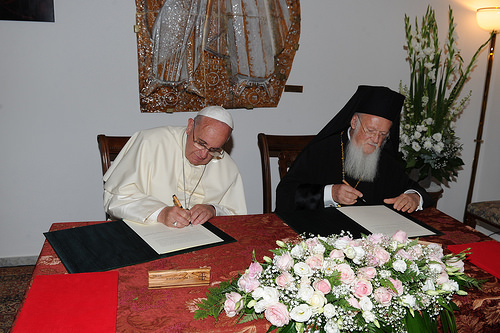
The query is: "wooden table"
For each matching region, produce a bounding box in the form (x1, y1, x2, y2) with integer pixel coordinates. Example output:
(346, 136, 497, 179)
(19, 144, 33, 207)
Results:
(13, 208, 500, 332)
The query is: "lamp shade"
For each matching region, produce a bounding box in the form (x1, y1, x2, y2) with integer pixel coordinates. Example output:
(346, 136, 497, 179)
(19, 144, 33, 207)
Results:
(477, 7, 500, 31)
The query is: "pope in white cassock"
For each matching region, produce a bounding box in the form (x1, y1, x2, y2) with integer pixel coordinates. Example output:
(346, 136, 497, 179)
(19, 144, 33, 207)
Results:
(103, 106, 247, 228)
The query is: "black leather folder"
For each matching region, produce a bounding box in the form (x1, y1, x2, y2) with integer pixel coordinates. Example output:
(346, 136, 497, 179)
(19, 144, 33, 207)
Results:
(44, 220, 235, 274)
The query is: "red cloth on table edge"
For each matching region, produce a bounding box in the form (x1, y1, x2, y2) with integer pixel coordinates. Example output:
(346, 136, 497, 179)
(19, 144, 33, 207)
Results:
(448, 240, 500, 279)
(12, 271, 118, 333)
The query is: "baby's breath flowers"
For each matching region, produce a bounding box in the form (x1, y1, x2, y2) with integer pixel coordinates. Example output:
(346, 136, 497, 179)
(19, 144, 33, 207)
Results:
(399, 6, 490, 183)
(195, 230, 480, 332)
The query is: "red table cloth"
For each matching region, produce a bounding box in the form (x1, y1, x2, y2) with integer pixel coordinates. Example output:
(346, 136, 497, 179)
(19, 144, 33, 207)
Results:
(14, 209, 500, 332)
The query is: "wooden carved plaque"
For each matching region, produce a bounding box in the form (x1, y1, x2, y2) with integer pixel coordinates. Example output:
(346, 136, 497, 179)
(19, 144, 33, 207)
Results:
(135, 0, 301, 112)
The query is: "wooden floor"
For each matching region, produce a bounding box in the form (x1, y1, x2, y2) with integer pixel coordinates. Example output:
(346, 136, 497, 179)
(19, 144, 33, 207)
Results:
(0, 265, 34, 333)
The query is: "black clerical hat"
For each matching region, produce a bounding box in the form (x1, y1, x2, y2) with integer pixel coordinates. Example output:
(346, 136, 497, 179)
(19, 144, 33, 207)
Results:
(312, 85, 405, 156)
(351, 85, 405, 123)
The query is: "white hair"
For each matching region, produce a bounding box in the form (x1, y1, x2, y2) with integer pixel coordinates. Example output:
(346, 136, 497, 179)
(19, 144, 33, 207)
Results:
(345, 120, 383, 182)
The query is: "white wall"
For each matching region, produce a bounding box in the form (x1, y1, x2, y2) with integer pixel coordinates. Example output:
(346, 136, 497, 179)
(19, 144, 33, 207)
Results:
(1, 0, 499, 259)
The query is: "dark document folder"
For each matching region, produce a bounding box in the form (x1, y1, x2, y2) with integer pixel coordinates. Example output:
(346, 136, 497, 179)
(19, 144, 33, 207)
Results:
(44, 220, 235, 274)
(275, 206, 441, 239)
(275, 207, 371, 238)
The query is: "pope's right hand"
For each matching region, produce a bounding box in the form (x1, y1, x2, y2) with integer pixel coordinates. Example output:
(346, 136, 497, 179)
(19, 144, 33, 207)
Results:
(157, 206, 191, 228)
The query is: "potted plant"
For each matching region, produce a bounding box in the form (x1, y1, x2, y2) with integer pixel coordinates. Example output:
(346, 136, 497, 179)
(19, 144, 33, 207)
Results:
(399, 6, 490, 192)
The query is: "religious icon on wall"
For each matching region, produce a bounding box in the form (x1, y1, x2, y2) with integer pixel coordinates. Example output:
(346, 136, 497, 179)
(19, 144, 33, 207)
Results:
(135, 0, 301, 113)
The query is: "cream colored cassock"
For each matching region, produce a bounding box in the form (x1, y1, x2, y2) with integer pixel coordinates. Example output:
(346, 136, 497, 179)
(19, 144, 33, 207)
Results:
(103, 126, 247, 224)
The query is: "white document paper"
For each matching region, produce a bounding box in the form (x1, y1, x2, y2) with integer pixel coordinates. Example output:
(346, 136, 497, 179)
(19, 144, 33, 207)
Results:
(338, 205, 436, 238)
(123, 220, 224, 255)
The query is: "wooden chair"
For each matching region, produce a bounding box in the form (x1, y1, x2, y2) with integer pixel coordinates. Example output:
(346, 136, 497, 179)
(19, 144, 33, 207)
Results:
(97, 134, 130, 219)
(257, 133, 315, 213)
(464, 200, 500, 229)
(97, 134, 130, 176)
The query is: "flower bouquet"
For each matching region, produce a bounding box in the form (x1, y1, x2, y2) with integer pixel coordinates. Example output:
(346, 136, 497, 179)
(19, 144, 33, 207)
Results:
(195, 231, 481, 333)
(399, 6, 490, 184)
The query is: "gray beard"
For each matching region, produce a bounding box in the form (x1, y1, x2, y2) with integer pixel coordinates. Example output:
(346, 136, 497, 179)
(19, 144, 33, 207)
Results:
(344, 141, 381, 182)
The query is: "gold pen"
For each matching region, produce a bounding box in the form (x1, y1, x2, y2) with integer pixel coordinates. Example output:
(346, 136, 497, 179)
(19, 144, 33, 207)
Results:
(342, 180, 366, 203)
(172, 194, 183, 208)
(173, 194, 193, 226)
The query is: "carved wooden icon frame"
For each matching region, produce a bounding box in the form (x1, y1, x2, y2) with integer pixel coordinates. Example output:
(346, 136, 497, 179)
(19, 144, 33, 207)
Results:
(135, 0, 301, 113)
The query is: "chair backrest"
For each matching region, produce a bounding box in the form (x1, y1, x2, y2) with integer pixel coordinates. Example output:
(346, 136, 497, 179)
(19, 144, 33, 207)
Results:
(97, 134, 131, 176)
(97, 134, 130, 220)
(257, 133, 315, 214)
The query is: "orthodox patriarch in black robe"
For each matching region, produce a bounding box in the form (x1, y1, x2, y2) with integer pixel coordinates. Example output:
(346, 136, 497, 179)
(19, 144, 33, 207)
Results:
(275, 85, 433, 212)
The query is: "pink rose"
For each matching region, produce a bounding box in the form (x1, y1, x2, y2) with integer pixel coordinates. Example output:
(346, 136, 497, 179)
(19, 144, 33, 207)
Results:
(248, 262, 263, 279)
(274, 252, 294, 271)
(373, 287, 392, 306)
(445, 257, 465, 273)
(305, 238, 320, 252)
(313, 279, 332, 294)
(437, 271, 449, 285)
(305, 254, 324, 270)
(396, 249, 414, 261)
(392, 230, 408, 243)
(388, 278, 403, 296)
(358, 267, 377, 280)
(224, 292, 243, 317)
(276, 272, 294, 288)
(334, 263, 356, 284)
(347, 297, 360, 309)
(265, 302, 290, 327)
(372, 246, 390, 266)
(367, 233, 385, 244)
(408, 245, 423, 258)
(349, 239, 362, 247)
(353, 279, 373, 298)
(329, 249, 345, 260)
(238, 273, 260, 293)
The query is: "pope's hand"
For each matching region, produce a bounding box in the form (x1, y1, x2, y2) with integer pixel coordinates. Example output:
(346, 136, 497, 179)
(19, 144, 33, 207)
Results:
(158, 206, 191, 228)
(189, 204, 216, 225)
(384, 193, 420, 213)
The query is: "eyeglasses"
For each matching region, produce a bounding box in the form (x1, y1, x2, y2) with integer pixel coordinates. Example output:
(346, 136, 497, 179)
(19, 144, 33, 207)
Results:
(358, 118, 390, 140)
(191, 124, 225, 158)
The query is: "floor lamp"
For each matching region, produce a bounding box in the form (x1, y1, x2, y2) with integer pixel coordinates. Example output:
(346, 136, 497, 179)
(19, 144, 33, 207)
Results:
(464, 7, 500, 220)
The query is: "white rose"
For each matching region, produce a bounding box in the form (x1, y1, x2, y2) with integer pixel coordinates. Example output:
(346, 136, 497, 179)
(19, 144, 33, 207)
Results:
(423, 140, 432, 149)
(298, 285, 314, 302)
(432, 133, 442, 141)
(412, 141, 421, 152)
(413, 131, 422, 140)
(312, 242, 326, 255)
(362, 310, 376, 323)
(344, 246, 356, 260)
(290, 304, 312, 322)
(358, 297, 373, 311)
(323, 303, 336, 319)
(392, 259, 407, 273)
(429, 263, 442, 274)
(252, 286, 279, 304)
(294, 262, 313, 277)
(308, 291, 326, 308)
(401, 295, 416, 309)
(421, 279, 435, 292)
(441, 280, 459, 292)
(291, 244, 305, 258)
(325, 320, 341, 333)
(334, 238, 349, 250)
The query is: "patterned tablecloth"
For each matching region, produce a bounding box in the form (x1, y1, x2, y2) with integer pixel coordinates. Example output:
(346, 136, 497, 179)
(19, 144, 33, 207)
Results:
(15, 208, 500, 332)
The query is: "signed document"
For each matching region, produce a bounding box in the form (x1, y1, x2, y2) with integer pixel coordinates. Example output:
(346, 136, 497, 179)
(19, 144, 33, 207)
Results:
(338, 205, 438, 238)
(124, 221, 224, 255)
